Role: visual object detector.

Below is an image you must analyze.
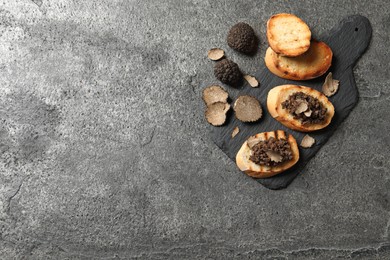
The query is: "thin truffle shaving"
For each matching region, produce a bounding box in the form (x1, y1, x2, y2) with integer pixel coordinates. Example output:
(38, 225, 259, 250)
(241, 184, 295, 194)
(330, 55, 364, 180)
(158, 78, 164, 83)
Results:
(233, 95, 262, 122)
(202, 85, 228, 106)
(207, 48, 225, 61)
(322, 72, 339, 97)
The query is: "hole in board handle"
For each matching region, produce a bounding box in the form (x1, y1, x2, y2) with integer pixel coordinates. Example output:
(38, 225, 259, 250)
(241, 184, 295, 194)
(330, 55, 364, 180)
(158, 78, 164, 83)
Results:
(355, 27, 359, 32)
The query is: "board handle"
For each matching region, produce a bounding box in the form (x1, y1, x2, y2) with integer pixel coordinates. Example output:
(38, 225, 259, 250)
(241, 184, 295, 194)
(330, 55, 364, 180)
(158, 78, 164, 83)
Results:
(324, 15, 372, 70)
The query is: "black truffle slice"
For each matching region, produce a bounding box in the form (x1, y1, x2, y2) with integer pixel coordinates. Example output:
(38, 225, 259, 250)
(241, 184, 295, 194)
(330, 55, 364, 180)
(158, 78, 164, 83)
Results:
(233, 95, 262, 122)
(202, 85, 229, 106)
(227, 22, 257, 54)
(205, 102, 230, 126)
(214, 59, 242, 86)
(207, 48, 225, 61)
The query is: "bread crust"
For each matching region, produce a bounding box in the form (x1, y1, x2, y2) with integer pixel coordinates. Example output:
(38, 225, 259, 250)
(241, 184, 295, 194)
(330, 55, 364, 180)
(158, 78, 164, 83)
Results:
(265, 41, 333, 80)
(265, 47, 289, 79)
(267, 85, 335, 132)
(236, 130, 299, 178)
(267, 13, 311, 57)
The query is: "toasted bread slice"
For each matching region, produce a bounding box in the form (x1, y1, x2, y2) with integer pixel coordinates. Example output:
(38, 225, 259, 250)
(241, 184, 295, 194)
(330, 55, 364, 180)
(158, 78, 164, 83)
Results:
(267, 13, 311, 57)
(265, 47, 289, 79)
(265, 41, 333, 80)
(236, 130, 299, 178)
(267, 85, 335, 132)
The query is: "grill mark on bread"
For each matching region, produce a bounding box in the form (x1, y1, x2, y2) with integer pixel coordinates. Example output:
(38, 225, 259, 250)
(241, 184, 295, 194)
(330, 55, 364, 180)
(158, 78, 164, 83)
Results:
(278, 130, 286, 139)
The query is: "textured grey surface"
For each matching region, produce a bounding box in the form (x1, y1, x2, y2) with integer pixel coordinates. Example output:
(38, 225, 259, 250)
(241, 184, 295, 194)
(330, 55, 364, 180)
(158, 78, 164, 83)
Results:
(0, 0, 389, 259)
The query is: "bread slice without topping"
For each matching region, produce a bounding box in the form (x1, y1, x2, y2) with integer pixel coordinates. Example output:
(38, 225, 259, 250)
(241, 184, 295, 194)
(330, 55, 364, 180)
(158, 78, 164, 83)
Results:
(265, 40, 333, 80)
(236, 130, 299, 178)
(267, 13, 311, 57)
(267, 85, 335, 132)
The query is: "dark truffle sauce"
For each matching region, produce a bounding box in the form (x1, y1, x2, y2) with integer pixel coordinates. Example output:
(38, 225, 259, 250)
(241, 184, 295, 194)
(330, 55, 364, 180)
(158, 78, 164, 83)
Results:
(281, 92, 327, 125)
(249, 137, 293, 166)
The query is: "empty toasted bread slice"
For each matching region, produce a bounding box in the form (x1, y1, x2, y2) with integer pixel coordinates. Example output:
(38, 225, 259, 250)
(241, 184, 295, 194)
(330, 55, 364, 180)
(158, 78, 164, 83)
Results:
(267, 13, 311, 57)
(267, 85, 335, 132)
(236, 130, 299, 178)
(265, 41, 333, 80)
(265, 48, 288, 79)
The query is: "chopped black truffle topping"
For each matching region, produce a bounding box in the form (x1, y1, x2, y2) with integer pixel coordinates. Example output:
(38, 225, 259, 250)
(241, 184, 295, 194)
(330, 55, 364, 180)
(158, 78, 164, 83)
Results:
(214, 59, 242, 86)
(249, 137, 293, 166)
(281, 92, 327, 125)
(227, 22, 257, 54)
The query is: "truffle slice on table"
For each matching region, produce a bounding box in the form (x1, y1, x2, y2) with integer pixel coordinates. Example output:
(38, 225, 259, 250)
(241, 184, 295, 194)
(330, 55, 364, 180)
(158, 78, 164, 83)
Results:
(214, 59, 243, 86)
(202, 85, 229, 106)
(233, 95, 262, 122)
(227, 22, 257, 54)
(207, 48, 225, 61)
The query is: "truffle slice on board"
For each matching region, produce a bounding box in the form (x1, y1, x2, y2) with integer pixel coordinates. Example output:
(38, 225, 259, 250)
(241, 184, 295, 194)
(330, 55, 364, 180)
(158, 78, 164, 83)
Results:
(244, 75, 259, 88)
(234, 95, 262, 122)
(205, 102, 230, 126)
(322, 72, 340, 97)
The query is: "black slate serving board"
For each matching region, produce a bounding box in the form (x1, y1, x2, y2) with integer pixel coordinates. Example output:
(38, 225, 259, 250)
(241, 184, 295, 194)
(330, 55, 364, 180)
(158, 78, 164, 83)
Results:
(210, 15, 372, 190)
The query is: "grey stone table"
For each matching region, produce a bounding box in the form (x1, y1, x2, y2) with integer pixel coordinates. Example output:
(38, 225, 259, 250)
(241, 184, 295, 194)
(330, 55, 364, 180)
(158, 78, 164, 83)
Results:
(0, 0, 389, 259)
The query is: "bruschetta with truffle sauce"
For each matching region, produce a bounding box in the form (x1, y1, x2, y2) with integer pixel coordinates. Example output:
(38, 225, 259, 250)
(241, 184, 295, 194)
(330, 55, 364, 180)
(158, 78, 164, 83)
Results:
(267, 85, 335, 132)
(236, 130, 299, 178)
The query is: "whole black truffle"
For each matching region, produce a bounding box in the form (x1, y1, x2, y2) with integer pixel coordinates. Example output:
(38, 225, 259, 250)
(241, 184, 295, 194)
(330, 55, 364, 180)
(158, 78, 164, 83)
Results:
(214, 59, 242, 86)
(227, 22, 256, 54)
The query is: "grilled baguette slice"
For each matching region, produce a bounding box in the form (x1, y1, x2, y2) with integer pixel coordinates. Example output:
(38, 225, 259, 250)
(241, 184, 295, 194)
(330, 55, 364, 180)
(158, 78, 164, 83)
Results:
(265, 40, 333, 80)
(267, 85, 335, 132)
(236, 130, 299, 178)
(267, 13, 311, 57)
